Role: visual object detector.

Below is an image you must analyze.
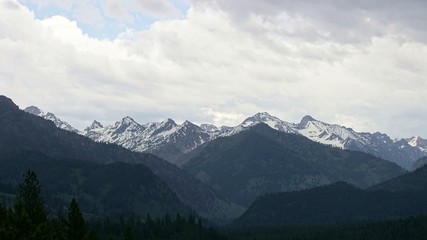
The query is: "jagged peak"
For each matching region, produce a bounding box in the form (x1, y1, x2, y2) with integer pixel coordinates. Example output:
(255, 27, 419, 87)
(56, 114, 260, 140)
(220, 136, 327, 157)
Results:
(84, 120, 104, 132)
(24, 106, 44, 116)
(120, 116, 138, 125)
(182, 120, 195, 126)
(298, 115, 318, 127)
(301, 115, 316, 122)
(161, 118, 177, 126)
(179, 120, 203, 132)
(252, 112, 273, 119)
(241, 112, 277, 127)
(90, 120, 103, 129)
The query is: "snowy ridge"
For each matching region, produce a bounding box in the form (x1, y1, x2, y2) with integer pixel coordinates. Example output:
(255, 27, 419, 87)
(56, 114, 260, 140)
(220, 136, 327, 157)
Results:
(81, 117, 212, 164)
(24, 106, 79, 133)
(25, 106, 427, 169)
(218, 112, 425, 169)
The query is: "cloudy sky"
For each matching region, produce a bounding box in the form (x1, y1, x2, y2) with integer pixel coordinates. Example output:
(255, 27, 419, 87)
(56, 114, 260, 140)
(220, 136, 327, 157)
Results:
(1, 0, 426, 138)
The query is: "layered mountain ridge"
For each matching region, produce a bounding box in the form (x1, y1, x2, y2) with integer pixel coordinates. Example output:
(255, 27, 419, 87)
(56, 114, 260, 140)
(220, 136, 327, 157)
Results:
(25, 107, 426, 169)
(181, 123, 404, 207)
(1, 98, 241, 221)
(234, 164, 427, 227)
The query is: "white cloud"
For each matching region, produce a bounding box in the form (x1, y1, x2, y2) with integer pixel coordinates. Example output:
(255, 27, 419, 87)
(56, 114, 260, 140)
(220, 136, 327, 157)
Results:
(1, 0, 427, 138)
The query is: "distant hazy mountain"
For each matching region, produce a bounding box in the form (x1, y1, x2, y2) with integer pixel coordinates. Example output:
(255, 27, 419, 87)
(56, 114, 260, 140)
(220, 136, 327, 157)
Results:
(26, 107, 426, 169)
(181, 123, 404, 207)
(1, 96, 241, 221)
(234, 164, 427, 227)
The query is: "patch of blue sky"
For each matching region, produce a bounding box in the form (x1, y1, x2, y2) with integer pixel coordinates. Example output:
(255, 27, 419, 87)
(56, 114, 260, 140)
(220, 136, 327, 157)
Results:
(18, 0, 190, 40)
(18, 0, 75, 20)
(169, 0, 190, 14)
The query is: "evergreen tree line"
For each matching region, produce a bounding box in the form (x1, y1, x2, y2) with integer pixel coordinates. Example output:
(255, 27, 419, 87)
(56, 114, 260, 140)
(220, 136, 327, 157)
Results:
(0, 170, 227, 240)
(226, 216, 427, 240)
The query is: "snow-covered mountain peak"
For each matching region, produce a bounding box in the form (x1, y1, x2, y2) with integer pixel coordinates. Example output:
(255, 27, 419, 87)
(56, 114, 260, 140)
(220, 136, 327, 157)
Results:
(119, 116, 138, 126)
(85, 120, 103, 131)
(406, 136, 427, 147)
(242, 112, 279, 127)
(405, 136, 427, 154)
(178, 121, 204, 133)
(28, 104, 427, 169)
(114, 116, 144, 132)
(24, 106, 79, 133)
(24, 106, 44, 116)
(252, 112, 274, 120)
(298, 115, 317, 127)
(161, 118, 177, 126)
(159, 118, 178, 130)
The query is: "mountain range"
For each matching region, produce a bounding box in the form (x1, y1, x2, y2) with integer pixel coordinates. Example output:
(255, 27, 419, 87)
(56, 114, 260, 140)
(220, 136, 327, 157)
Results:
(24, 107, 427, 169)
(3, 95, 427, 228)
(181, 123, 404, 207)
(0, 96, 241, 221)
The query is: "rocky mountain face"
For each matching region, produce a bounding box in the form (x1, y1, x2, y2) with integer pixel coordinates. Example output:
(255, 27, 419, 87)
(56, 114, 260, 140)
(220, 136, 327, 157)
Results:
(26, 107, 426, 169)
(406, 136, 427, 154)
(82, 117, 212, 164)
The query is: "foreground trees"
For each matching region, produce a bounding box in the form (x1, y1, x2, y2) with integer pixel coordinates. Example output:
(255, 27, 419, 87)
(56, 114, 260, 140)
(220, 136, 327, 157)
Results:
(0, 170, 90, 240)
(0, 170, 226, 240)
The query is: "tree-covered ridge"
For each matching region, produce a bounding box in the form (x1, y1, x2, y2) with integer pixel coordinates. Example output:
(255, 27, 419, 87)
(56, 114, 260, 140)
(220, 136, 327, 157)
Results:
(0, 170, 227, 240)
(234, 170, 427, 227)
(0, 150, 190, 219)
(227, 216, 427, 240)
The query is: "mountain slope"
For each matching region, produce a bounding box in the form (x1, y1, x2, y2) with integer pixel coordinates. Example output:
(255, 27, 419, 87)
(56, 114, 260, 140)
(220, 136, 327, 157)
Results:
(370, 164, 427, 192)
(233, 181, 427, 227)
(0, 96, 239, 221)
(412, 156, 427, 170)
(235, 113, 426, 169)
(235, 164, 427, 227)
(182, 123, 405, 207)
(0, 150, 188, 218)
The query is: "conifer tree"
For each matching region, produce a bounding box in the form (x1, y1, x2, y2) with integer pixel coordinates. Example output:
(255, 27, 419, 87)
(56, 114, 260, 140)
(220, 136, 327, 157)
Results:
(67, 197, 86, 240)
(16, 170, 47, 225)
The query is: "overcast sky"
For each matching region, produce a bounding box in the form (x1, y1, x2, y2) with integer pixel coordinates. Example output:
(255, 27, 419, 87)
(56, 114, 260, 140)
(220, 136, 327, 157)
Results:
(1, 0, 426, 138)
